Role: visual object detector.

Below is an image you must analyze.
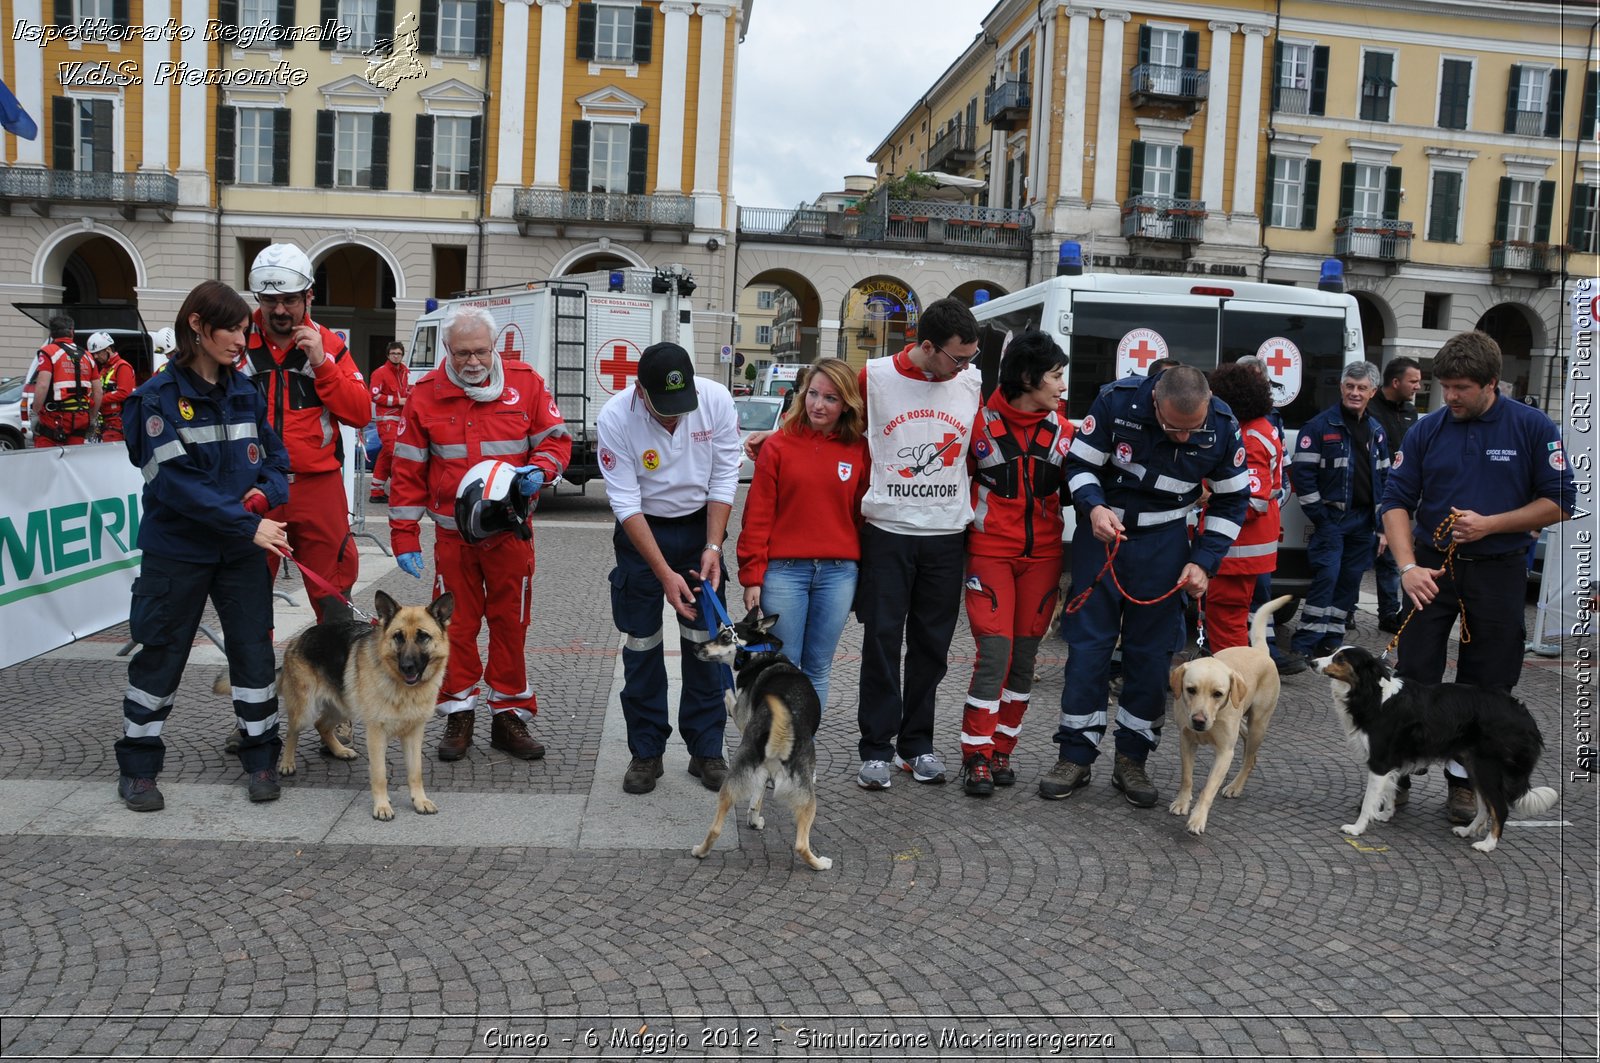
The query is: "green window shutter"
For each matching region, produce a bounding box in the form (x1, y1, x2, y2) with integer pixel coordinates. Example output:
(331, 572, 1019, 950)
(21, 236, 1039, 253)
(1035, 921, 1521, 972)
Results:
(276, 0, 295, 43)
(52, 97, 72, 170)
(1493, 176, 1511, 241)
(1533, 180, 1555, 243)
(632, 6, 653, 63)
(1175, 146, 1193, 200)
(1383, 166, 1402, 220)
(1570, 185, 1595, 251)
(1181, 31, 1199, 71)
(218, 0, 237, 27)
(417, 0, 436, 55)
(1310, 46, 1329, 116)
(467, 116, 482, 194)
(1128, 141, 1145, 199)
(375, 0, 394, 49)
(1544, 69, 1566, 138)
(1303, 159, 1321, 231)
(569, 120, 591, 190)
(1263, 152, 1277, 220)
(1137, 25, 1151, 65)
(111, 0, 127, 28)
(370, 112, 390, 190)
(627, 123, 648, 195)
(315, 110, 334, 188)
(576, 3, 595, 61)
(413, 114, 434, 192)
(1439, 60, 1470, 130)
(272, 109, 291, 185)
(1582, 71, 1598, 141)
(1428, 170, 1459, 242)
(54, 0, 72, 27)
(1271, 43, 1282, 111)
(320, 0, 337, 49)
(217, 106, 236, 183)
(91, 99, 113, 172)
(1338, 162, 1355, 219)
(473, 0, 491, 57)
(1503, 64, 1522, 133)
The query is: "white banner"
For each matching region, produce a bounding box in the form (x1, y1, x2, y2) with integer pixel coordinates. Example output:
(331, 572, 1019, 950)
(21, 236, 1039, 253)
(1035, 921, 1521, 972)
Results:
(0, 444, 145, 669)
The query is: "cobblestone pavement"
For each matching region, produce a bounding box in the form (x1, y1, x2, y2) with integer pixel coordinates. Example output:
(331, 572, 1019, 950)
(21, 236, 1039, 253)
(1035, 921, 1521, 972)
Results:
(1, 484, 1595, 1060)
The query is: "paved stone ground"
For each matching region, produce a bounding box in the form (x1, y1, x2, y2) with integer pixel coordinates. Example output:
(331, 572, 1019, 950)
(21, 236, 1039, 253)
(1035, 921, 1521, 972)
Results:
(0, 483, 1595, 1060)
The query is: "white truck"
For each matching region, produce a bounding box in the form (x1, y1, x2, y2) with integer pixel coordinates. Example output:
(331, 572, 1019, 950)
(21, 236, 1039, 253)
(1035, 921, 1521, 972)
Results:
(969, 248, 1366, 600)
(408, 268, 696, 486)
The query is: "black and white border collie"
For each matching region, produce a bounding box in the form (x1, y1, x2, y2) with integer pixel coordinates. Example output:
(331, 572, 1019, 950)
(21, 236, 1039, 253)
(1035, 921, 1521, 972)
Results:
(1312, 645, 1558, 854)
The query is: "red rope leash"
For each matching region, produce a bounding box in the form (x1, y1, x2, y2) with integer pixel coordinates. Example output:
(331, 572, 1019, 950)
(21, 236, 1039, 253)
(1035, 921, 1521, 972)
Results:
(1063, 536, 1188, 615)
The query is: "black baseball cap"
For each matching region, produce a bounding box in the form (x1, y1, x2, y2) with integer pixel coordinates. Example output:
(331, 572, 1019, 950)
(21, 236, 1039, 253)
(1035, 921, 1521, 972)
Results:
(637, 342, 698, 416)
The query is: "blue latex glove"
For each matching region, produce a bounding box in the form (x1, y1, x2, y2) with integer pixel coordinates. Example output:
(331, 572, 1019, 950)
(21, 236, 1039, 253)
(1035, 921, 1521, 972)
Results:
(397, 552, 425, 579)
(512, 464, 545, 497)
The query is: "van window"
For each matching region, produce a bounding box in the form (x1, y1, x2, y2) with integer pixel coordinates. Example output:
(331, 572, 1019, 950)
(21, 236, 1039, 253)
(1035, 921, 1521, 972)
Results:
(413, 325, 438, 371)
(975, 305, 1047, 399)
(1066, 297, 1220, 419)
(1219, 306, 1346, 431)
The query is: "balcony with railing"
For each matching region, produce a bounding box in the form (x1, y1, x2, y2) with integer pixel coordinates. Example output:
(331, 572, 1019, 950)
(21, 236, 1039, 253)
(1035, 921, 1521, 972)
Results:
(926, 122, 978, 174)
(1121, 196, 1207, 244)
(1275, 83, 1311, 115)
(1509, 108, 1547, 136)
(984, 77, 1031, 130)
(0, 167, 179, 219)
(738, 196, 1033, 256)
(1491, 240, 1561, 275)
(512, 188, 694, 234)
(1129, 63, 1209, 109)
(1334, 216, 1413, 263)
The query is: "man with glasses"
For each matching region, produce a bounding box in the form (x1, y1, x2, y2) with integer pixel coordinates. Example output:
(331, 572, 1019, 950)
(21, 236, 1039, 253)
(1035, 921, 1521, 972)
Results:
(389, 305, 571, 763)
(1288, 361, 1390, 661)
(242, 243, 373, 623)
(853, 297, 984, 791)
(1041, 364, 1249, 808)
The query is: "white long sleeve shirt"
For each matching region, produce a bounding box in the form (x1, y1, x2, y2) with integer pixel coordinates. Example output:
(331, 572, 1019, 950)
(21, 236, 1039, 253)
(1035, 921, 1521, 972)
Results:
(596, 380, 741, 523)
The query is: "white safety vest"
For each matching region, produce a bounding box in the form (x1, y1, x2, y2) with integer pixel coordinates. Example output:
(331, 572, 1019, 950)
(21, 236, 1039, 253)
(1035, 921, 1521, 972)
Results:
(860, 357, 980, 535)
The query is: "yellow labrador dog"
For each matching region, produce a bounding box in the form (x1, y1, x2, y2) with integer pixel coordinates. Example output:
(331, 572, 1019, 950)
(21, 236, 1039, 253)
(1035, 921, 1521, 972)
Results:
(1166, 595, 1292, 835)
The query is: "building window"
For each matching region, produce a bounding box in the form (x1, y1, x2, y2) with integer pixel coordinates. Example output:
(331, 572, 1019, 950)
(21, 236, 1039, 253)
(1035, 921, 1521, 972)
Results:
(756, 290, 774, 310)
(1426, 169, 1462, 242)
(1145, 27, 1184, 94)
(53, 97, 114, 173)
(588, 122, 630, 193)
(436, 0, 474, 54)
(1572, 184, 1599, 254)
(594, 5, 633, 62)
(1351, 163, 1385, 218)
(77, 0, 113, 21)
(433, 115, 472, 192)
(1512, 67, 1548, 136)
(1140, 142, 1175, 198)
(335, 112, 374, 187)
(756, 325, 772, 345)
(1503, 178, 1538, 242)
(1437, 59, 1472, 131)
(1360, 51, 1395, 123)
(339, 0, 376, 50)
(1422, 293, 1450, 330)
(733, 324, 742, 343)
(1278, 43, 1313, 115)
(237, 108, 275, 184)
(1270, 156, 1306, 229)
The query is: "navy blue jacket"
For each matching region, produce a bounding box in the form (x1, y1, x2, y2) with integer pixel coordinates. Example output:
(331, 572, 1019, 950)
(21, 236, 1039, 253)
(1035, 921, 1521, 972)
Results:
(1380, 394, 1576, 557)
(1289, 404, 1390, 524)
(124, 361, 290, 562)
(1065, 374, 1250, 575)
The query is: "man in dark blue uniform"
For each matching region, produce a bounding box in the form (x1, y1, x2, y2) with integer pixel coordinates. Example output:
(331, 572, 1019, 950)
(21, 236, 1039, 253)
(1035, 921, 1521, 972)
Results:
(1041, 365, 1250, 806)
(1381, 330, 1576, 822)
(1367, 357, 1422, 632)
(1289, 362, 1390, 657)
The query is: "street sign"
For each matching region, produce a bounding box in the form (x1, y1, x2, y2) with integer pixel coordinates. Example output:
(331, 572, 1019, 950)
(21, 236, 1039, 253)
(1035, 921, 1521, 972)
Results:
(719, 344, 734, 364)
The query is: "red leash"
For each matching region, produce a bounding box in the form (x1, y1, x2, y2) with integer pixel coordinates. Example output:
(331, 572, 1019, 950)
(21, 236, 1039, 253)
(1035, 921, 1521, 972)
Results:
(1063, 536, 1187, 615)
(290, 555, 374, 624)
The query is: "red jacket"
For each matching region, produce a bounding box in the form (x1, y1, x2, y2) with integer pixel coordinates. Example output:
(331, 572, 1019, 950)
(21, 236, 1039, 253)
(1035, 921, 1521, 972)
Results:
(35, 339, 99, 436)
(369, 360, 412, 425)
(967, 389, 1073, 559)
(736, 423, 869, 586)
(95, 353, 137, 436)
(238, 311, 370, 475)
(388, 361, 573, 555)
(1210, 414, 1281, 576)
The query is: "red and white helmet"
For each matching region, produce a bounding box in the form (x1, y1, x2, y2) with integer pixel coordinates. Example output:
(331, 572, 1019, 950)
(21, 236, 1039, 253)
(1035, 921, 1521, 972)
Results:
(248, 243, 315, 295)
(454, 460, 532, 545)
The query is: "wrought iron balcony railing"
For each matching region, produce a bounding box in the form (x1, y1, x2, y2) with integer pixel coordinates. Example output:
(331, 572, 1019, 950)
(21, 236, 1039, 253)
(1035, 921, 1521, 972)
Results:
(1121, 195, 1207, 242)
(1509, 108, 1547, 136)
(1275, 84, 1311, 115)
(512, 188, 694, 229)
(925, 122, 978, 173)
(984, 78, 1031, 126)
(1490, 241, 1560, 273)
(1129, 63, 1209, 103)
(0, 167, 179, 217)
(1334, 215, 1413, 262)
(737, 198, 1033, 254)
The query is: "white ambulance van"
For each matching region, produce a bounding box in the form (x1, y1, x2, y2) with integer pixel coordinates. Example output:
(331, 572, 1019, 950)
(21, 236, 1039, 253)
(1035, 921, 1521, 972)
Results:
(969, 245, 1365, 600)
(409, 268, 696, 486)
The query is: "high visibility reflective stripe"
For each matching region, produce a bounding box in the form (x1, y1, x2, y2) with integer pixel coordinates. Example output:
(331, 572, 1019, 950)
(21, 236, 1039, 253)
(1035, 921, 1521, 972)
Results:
(1226, 541, 1278, 558)
(1249, 497, 1270, 512)
(480, 439, 528, 457)
(487, 684, 533, 702)
(1153, 474, 1196, 494)
(1059, 711, 1106, 731)
(431, 443, 469, 459)
(958, 732, 995, 745)
(967, 696, 1000, 712)
(319, 409, 333, 448)
(624, 628, 664, 652)
(1331, 457, 1349, 468)
(678, 619, 714, 643)
(1000, 688, 1031, 702)
(1211, 470, 1251, 493)
(124, 685, 175, 711)
(177, 425, 224, 444)
(1246, 428, 1278, 452)
(994, 722, 1023, 737)
(229, 683, 276, 704)
(123, 719, 164, 738)
(436, 688, 477, 714)
(1299, 490, 1322, 505)
(1068, 437, 1108, 465)
(1135, 506, 1191, 527)
(529, 424, 570, 446)
(1206, 516, 1243, 539)
(430, 508, 458, 529)
(389, 505, 426, 519)
(1292, 451, 1321, 464)
(393, 443, 428, 462)
(1114, 707, 1158, 746)
(375, 413, 402, 423)
(1067, 471, 1100, 495)
(236, 711, 280, 736)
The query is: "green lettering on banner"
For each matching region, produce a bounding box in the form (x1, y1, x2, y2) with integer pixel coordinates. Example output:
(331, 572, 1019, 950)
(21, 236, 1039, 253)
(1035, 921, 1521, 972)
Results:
(51, 501, 90, 571)
(0, 509, 52, 585)
(0, 495, 141, 590)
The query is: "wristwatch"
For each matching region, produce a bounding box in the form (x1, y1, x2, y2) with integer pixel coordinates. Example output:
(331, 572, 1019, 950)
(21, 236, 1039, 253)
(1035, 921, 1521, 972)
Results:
(703, 543, 722, 553)
(1398, 563, 1418, 575)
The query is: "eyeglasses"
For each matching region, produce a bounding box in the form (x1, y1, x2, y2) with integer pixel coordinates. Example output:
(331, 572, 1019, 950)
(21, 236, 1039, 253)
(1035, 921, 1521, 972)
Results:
(448, 347, 493, 364)
(1155, 402, 1216, 446)
(933, 343, 976, 369)
(257, 294, 306, 309)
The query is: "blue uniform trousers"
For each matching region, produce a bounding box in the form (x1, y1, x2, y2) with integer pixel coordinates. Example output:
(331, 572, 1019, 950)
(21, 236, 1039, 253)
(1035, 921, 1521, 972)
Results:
(116, 551, 281, 778)
(1395, 544, 1527, 692)
(1291, 508, 1375, 654)
(1055, 520, 1189, 765)
(608, 516, 728, 760)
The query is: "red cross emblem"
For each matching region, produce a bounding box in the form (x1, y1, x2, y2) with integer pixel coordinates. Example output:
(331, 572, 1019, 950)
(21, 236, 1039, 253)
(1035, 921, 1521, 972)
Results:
(1265, 346, 1294, 377)
(1127, 340, 1159, 369)
(598, 340, 640, 393)
(497, 326, 524, 363)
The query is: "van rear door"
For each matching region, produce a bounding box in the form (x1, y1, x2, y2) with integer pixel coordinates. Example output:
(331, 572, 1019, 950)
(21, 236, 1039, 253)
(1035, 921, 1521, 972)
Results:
(1063, 293, 1220, 418)
(1218, 300, 1350, 432)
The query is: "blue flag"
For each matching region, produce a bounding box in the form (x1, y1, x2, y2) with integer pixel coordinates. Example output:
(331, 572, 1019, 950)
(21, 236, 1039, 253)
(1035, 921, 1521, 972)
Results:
(0, 78, 38, 141)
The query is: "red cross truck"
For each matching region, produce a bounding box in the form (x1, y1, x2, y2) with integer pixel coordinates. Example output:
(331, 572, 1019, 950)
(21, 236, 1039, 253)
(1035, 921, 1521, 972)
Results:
(969, 251, 1366, 604)
(408, 267, 698, 487)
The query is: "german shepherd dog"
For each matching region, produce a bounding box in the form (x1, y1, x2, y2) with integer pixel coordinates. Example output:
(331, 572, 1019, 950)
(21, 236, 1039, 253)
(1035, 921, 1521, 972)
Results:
(689, 612, 831, 871)
(276, 591, 455, 820)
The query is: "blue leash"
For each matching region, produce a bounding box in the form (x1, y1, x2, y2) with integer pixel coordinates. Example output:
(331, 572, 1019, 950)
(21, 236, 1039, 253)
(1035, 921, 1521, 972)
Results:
(697, 578, 772, 693)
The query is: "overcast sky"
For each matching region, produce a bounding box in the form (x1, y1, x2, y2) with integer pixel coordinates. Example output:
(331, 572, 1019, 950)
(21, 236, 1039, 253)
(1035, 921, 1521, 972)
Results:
(731, 0, 993, 208)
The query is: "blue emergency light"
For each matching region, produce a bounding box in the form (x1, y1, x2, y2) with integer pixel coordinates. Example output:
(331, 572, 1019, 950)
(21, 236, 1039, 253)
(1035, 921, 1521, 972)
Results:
(1318, 258, 1345, 293)
(973, 289, 990, 305)
(1057, 241, 1084, 276)
(609, 271, 625, 291)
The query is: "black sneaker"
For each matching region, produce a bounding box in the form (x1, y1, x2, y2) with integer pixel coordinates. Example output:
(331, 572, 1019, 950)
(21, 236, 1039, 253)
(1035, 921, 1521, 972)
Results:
(1275, 650, 1310, 677)
(990, 752, 1016, 787)
(1111, 754, 1158, 808)
(687, 755, 729, 790)
(117, 775, 164, 812)
(961, 754, 995, 797)
(623, 755, 664, 794)
(247, 768, 281, 803)
(1038, 759, 1091, 800)
(1378, 613, 1403, 635)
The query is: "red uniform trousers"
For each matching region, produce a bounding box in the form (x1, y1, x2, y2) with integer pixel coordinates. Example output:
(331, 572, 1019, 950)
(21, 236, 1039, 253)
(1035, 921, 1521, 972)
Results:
(1203, 572, 1258, 651)
(960, 553, 1063, 759)
(265, 470, 358, 624)
(433, 528, 538, 719)
(370, 421, 400, 494)
(34, 411, 94, 446)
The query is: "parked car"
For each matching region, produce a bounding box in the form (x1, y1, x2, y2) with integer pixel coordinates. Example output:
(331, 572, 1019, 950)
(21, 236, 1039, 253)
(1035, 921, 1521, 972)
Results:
(0, 363, 40, 451)
(733, 395, 786, 483)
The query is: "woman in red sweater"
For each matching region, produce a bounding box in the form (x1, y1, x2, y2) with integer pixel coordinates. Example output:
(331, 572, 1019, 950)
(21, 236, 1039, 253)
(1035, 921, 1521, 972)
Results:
(959, 331, 1072, 796)
(737, 357, 869, 711)
(1202, 361, 1281, 650)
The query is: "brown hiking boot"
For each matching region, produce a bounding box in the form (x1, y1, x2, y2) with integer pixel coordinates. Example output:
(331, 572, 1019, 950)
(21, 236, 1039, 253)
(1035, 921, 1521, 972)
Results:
(1038, 758, 1092, 800)
(437, 711, 474, 761)
(1111, 753, 1159, 807)
(623, 755, 664, 794)
(1446, 783, 1477, 825)
(490, 711, 545, 760)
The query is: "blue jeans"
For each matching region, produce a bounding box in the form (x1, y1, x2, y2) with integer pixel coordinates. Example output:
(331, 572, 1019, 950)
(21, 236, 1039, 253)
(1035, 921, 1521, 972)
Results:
(758, 558, 858, 712)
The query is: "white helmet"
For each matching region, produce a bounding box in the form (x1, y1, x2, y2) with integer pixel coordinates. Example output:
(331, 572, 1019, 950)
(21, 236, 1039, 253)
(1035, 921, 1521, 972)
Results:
(151, 327, 177, 355)
(248, 243, 315, 295)
(86, 332, 114, 354)
(454, 460, 533, 545)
